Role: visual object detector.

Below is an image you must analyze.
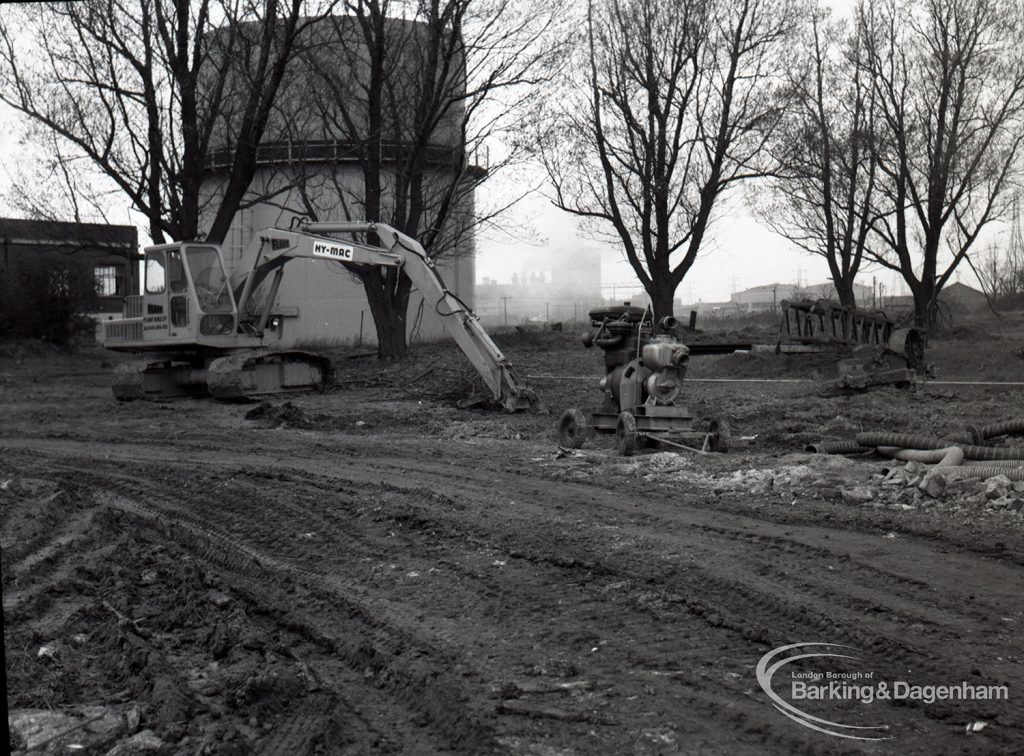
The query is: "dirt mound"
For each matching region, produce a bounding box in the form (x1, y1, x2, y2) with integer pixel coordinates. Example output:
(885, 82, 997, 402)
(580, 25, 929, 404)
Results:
(244, 401, 331, 429)
(331, 349, 489, 405)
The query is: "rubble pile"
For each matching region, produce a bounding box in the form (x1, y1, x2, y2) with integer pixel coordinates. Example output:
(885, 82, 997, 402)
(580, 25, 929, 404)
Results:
(873, 463, 1024, 513)
(546, 445, 1024, 518)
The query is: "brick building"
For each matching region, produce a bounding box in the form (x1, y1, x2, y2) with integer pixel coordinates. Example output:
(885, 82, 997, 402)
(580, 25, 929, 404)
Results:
(0, 218, 139, 338)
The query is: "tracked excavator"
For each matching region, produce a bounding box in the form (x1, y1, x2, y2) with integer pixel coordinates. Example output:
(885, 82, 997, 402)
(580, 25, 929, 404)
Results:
(100, 220, 537, 411)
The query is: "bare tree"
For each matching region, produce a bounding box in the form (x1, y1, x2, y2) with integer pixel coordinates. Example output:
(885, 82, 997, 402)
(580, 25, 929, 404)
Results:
(1, 127, 123, 226)
(270, 0, 563, 358)
(757, 8, 877, 308)
(0, 0, 333, 245)
(1006, 198, 1024, 297)
(972, 197, 1024, 300)
(859, 0, 1024, 328)
(541, 0, 803, 320)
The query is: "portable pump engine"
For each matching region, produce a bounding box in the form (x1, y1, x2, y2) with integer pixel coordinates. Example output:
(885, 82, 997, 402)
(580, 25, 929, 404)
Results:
(583, 305, 690, 412)
(558, 305, 728, 456)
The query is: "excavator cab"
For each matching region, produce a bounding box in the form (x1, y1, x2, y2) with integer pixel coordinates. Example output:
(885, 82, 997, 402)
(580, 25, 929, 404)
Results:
(135, 244, 237, 344)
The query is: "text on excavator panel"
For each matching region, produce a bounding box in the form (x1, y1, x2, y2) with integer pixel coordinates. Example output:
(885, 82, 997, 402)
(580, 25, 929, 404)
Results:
(312, 241, 354, 261)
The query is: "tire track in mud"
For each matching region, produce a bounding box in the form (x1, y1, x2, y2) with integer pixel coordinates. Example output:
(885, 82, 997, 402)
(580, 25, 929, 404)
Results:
(0, 485, 129, 639)
(262, 446, 1024, 636)
(443, 470, 1024, 741)
(205, 448, 1024, 744)
(5, 451, 830, 753)
(1, 499, 211, 745)
(8, 432, 1023, 563)
(3, 505, 100, 604)
(334, 466, 1019, 721)
(4, 457, 496, 752)
(337, 437, 1024, 567)
(5, 439, 1024, 752)
(85, 487, 502, 755)
(649, 521, 1014, 636)
(5, 437, 1011, 622)
(72, 471, 643, 749)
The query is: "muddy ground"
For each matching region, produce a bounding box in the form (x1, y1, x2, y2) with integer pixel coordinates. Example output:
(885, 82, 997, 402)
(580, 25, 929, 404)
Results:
(4, 315, 1024, 755)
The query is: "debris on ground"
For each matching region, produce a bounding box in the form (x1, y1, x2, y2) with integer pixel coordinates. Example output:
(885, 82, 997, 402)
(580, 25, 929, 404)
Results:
(244, 401, 331, 429)
(439, 419, 523, 441)
(4, 321, 1024, 753)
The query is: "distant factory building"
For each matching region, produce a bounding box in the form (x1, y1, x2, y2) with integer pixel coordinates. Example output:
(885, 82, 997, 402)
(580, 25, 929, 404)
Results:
(881, 281, 988, 316)
(475, 245, 603, 326)
(730, 281, 873, 312)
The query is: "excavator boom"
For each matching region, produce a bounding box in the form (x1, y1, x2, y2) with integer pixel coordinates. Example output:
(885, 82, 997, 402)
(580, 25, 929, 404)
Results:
(101, 220, 538, 411)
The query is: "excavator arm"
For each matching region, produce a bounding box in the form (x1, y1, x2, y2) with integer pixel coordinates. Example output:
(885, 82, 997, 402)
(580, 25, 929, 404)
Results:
(232, 221, 538, 412)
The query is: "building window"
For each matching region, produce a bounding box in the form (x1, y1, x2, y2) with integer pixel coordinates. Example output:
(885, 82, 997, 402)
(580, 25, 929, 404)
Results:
(95, 264, 125, 296)
(49, 267, 72, 296)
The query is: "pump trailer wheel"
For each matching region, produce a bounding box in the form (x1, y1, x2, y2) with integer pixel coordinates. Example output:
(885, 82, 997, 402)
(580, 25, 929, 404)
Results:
(615, 411, 639, 456)
(558, 408, 590, 448)
(709, 418, 730, 452)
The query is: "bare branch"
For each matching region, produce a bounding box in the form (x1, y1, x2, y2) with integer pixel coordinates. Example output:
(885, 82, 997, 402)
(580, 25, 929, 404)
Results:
(538, 0, 802, 317)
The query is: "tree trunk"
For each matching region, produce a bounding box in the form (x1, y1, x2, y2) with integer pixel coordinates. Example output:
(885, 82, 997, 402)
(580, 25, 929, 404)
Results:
(360, 268, 411, 360)
(913, 281, 939, 330)
(649, 282, 676, 324)
(833, 277, 857, 308)
(371, 304, 408, 360)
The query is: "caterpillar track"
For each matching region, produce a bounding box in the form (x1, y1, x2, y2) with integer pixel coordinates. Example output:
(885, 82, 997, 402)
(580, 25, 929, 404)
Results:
(206, 350, 335, 400)
(111, 350, 335, 401)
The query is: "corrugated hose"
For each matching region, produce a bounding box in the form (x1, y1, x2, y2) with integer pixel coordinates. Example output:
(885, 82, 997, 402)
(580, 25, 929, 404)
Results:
(854, 432, 1024, 461)
(965, 419, 1024, 444)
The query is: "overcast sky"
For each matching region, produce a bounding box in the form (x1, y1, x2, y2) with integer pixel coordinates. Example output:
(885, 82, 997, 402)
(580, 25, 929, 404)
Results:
(470, 0, 967, 304)
(0, 0, 997, 304)
(472, 173, 896, 305)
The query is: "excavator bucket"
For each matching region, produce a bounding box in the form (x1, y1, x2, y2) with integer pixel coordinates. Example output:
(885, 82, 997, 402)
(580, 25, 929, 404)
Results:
(501, 382, 542, 413)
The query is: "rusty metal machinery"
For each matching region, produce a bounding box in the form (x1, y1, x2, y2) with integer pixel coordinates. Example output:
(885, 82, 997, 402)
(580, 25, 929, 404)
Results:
(835, 327, 926, 390)
(558, 306, 728, 456)
(779, 298, 927, 390)
(779, 298, 894, 346)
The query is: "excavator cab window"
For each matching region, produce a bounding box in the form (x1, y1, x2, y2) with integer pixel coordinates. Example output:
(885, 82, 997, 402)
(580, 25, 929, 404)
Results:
(168, 250, 187, 293)
(186, 246, 233, 314)
(167, 250, 188, 327)
(144, 251, 166, 294)
(185, 245, 235, 336)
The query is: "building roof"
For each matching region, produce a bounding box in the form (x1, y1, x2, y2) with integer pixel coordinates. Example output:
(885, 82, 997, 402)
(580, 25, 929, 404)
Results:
(735, 282, 790, 294)
(733, 280, 872, 297)
(0, 217, 137, 249)
(941, 281, 986, 298)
